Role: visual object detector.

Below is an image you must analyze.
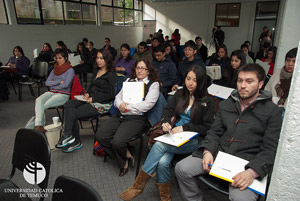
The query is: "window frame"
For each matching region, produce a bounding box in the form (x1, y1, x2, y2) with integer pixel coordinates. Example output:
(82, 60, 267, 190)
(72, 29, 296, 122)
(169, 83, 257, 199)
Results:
(101, 0, 143, 27)
(0, 0, 9, 24)
(214, 3, 241, 27)
(13, 0, 98, 25)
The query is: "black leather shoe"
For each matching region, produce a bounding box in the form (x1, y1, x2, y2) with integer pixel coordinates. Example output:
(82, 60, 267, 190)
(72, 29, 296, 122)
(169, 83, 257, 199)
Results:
(119, 167, 128, 177)
(128, 156, 135, 168)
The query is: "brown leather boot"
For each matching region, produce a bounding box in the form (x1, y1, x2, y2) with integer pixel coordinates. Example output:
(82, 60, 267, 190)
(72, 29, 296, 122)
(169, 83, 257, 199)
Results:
(156, 182, 171, 201)
(34, 126, 46, 133)
(119, 169, 152, 201)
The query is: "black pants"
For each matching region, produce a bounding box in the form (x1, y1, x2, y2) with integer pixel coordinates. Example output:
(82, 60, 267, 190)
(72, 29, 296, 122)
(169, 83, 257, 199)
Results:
(0, 71, 22, 101)
(95, 115, 146, 168)
(63, 99, 99, 140)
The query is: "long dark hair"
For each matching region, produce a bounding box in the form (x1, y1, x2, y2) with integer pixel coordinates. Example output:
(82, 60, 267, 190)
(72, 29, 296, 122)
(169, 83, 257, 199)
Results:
(96, 48, 114, 71)
(118, 43, 132, 62)
(130, 58, 160, 82)
(175, 65, 208, 122)
(216, 44, 229, 60)
(267, 46, 277, 62)
(44, 43, 53, 52)
(13, 46, 24, 56)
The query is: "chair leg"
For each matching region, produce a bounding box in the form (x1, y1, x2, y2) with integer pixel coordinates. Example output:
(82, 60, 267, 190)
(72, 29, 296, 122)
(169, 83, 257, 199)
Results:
(136, 135, 144, 178)
(28, 85, 35, 97)
(56, 108, 62, 122)
(79, 120, 83, 129)
(18, 83, 22, 101)
(11, 82, 17, 95)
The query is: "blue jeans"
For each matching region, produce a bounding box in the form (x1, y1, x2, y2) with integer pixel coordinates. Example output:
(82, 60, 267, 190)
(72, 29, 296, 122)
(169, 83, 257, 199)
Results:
(143, 137, 198, 183)
(34, 92, 69, 126)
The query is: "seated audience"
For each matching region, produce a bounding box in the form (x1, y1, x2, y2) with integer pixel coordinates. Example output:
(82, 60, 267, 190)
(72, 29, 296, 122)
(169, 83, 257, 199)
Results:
(35, 42, 54, 63)
(56, 49, 117, 153)
(149, 37, 161, 58)
(87, 41, 97, 63)
(164, 42, 178, 68)
(73, 42, 93, 81)
(241, 43, 253, 64)
(114, 43, 136, 77)
(265, 47, 297, 108)
(171, 29, 181, 56)
(82, 37, 88, 47)
(244, 40, 255, 60)
(153, 45, 177, 95)
(56, 40, 72, 53)
(195, 36, 208, 62)
(133, 41, 153, 62)
(175, 64, 282, 201)
(262, 46, 277, 76)
(255, 42, 271, 61)
(169, 39, 179, 59)
(95, 58, 160, 176)
(119, 65, 215, 201)
(0, 46, 30, 102)
(208, 44, 229, 74)
(103, 37, 117, 59)
(217, 50, 246, 88)
(146, 34, 153, 45)
(164, 35, 169, 42)
(172, 40, 205, 90)
(25, 49, 74, 132)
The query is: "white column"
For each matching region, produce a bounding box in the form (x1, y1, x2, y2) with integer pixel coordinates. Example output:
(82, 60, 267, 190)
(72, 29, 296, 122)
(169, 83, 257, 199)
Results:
(267, 41, 300, 199)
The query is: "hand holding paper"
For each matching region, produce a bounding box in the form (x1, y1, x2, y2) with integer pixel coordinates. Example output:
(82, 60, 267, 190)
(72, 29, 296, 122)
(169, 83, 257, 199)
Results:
(232, 170, 254, 190)
(203, 151, 214, 172)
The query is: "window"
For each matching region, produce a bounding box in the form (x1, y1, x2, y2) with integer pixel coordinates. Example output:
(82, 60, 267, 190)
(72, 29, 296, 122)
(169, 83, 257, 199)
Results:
(101, 0, 143, 26)
(215, 3, 241, 27)
(0, 0, 8, 24)
(14, 0, 97, 25)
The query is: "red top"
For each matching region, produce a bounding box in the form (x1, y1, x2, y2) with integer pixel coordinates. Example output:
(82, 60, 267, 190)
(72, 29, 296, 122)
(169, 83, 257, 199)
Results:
(171, 34, 181, 45)
(262, 58, 274, 75)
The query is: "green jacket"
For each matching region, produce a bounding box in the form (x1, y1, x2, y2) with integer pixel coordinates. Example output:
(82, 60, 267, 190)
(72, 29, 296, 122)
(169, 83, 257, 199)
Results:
(192, 90, 282, 179)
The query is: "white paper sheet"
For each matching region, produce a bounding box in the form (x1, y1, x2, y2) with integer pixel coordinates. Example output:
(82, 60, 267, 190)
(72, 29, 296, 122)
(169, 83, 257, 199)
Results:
(209, 151, 267, 196)
(74, 95, 87, 102)
(33, 48, 38, 58)
(255, 59, 270, 74)
(122, 82, 144, 104)
(207, 84, 234, 100)
(167, 86, 183, 96)
(154, 131, 199, 147)
(69, 55, 81, 66)
(206, 65, 221, 80)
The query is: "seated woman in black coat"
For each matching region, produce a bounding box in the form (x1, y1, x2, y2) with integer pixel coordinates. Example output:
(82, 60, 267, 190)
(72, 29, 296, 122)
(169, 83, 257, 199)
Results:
(56, 48, 117, 153)
(35, 42, 54, 63)
(95, 58, 160, 177)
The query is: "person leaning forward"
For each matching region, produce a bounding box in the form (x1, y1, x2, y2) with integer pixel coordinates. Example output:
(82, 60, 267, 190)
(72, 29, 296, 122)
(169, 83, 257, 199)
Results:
(175, 63, 283, 201)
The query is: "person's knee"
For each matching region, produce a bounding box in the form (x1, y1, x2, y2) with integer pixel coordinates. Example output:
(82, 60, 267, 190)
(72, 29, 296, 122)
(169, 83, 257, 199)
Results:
(175, 160, 188, 178)
(229, 189, 258, 201)
(111, 138, 126, 151)
(152, 141, 167, 152)
(158, 156, 171, 169)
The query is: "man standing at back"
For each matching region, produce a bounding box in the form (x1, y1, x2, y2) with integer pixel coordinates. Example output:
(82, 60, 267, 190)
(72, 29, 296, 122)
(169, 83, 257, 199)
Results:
(172, 40, 205, 90)
(175, 63, 282, 201)
(153, 45, 177, 95)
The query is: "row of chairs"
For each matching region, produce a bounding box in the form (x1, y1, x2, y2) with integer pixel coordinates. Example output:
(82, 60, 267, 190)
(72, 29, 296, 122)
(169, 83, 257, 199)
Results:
(0, 128, 103, 201)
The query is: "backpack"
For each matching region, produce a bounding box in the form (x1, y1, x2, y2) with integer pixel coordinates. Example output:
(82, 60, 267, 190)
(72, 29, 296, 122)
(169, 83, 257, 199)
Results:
(70, 74, 85, 99)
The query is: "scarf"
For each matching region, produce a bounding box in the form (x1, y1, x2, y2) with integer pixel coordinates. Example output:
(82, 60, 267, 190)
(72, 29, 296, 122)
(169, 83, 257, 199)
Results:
(53, 61, 72, 76)
(275, 66, 293, 105)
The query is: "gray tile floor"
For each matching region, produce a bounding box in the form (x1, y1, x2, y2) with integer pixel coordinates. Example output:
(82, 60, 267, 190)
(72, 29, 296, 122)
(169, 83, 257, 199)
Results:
(0, 83, 229, 201)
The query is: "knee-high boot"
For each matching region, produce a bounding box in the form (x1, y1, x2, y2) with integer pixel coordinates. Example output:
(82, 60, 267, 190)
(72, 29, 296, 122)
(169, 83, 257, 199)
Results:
(119, 169, 152, 201)
(156, 182, 171, 201)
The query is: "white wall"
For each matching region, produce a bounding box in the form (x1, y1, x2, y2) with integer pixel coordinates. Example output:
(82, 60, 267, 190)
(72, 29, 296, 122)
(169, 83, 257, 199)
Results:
(144, 0, 272, 55)
(0, 0, 143, 64)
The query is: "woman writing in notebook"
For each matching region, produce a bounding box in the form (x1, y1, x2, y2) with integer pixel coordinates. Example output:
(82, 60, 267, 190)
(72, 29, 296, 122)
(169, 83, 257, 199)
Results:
(95, 58, 160, 177)
(55, 48, 117, 153)
(119, 65, 215, 201)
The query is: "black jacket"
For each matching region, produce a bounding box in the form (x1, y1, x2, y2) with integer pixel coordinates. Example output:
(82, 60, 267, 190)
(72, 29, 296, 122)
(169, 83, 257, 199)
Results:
(161, 89, 215, 139)
(87, 71, 117, 104)
(193, 90, 282, 179)
(176, 54, 205, 85)
(152, 56, 177, 93)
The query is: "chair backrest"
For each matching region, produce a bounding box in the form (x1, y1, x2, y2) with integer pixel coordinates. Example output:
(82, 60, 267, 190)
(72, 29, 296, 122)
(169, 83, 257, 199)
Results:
(52, 175, 103, 201)
(32, 61, 48, 77)
(147, 92, 167, 126)
(109, 74, 127, 115)
(12, 128, 51, 190)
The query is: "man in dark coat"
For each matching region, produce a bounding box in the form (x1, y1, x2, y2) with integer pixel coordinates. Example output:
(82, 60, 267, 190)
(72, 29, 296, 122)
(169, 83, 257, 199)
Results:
(152, 45, 177, 94)
(103, 37, 117, 60)
(175, 63, 283, 201)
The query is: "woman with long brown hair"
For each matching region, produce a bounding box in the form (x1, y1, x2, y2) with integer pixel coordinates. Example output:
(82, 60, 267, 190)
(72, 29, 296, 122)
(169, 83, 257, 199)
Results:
(119, 65, 215, 201)
(96, 58, 160, 177)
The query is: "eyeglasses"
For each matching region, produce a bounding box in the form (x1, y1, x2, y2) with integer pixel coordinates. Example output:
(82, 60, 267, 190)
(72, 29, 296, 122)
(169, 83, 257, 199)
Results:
(136, 67, 148, 71)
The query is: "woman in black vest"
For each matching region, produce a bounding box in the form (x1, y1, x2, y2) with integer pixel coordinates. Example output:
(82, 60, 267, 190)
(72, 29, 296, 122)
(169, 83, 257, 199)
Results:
(95, 58, 160, 177)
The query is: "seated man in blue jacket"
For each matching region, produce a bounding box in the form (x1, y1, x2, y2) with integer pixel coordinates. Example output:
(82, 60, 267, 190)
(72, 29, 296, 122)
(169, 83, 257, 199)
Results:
(175, 63, 283, 201)
(172, 40, 205, 91)
(153, 45, 177, 95)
